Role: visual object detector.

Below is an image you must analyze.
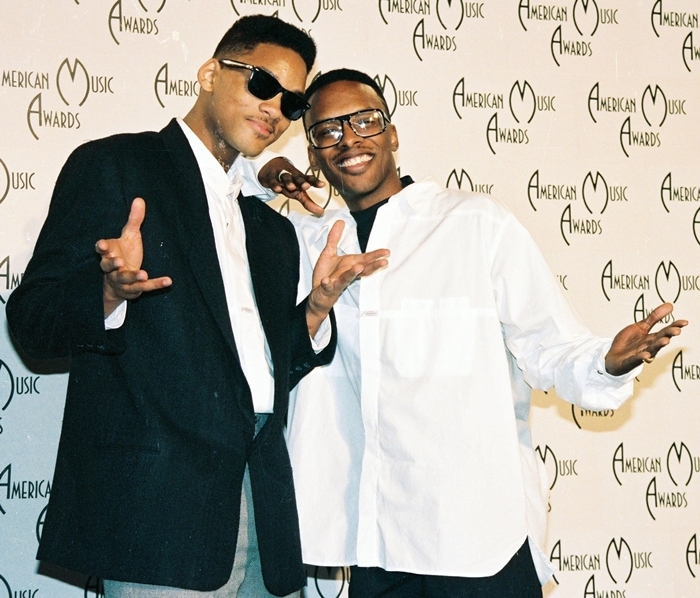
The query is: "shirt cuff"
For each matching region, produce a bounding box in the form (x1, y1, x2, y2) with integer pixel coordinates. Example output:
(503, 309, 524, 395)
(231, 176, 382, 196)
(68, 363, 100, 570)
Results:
(104, 301, 127, 330)
(593, 345, 642, 385)
(311, 316, 332, 353)
(232, 151, 280, 202)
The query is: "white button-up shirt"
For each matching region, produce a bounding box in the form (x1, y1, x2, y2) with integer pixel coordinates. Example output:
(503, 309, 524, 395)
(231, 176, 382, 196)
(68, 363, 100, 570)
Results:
(285, 177, 639, 582)
(178, 120, 276, 413)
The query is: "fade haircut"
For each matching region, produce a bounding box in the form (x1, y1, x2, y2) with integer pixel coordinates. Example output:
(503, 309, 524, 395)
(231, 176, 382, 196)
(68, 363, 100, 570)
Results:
(304, 68, 391, 116)
(213, 14, 316, 73)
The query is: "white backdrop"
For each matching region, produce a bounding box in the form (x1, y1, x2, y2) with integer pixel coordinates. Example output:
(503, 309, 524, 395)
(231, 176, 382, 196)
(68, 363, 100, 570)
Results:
(1, 1, 699, 597)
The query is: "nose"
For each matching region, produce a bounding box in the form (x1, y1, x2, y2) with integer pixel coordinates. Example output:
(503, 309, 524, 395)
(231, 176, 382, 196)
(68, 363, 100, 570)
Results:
(338, 120, 361, 147)
(259, 92, 284, 120)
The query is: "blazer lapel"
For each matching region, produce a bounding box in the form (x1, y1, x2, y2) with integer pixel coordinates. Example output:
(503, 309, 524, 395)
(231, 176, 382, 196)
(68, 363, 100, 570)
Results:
(159, 120, 240, 362)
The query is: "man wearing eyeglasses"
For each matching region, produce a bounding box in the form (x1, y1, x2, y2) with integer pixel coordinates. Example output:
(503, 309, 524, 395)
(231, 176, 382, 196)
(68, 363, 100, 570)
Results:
(6, 19, 389, 598)
(270, 69, 688, 597)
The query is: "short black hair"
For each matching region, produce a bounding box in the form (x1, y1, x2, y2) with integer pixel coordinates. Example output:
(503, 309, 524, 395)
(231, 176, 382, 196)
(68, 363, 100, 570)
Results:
(213, 14, 316, 73)
(304, 68, 390, 114)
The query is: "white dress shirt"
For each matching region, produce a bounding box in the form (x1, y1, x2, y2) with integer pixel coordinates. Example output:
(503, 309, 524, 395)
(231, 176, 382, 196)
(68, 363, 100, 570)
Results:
(285, 177, 640, 583)
(178, 120, 275, 413)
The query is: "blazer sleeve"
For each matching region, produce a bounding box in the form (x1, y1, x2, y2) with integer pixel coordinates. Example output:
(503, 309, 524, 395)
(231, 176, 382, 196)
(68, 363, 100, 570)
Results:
(7, 141, 132, 359)
(287, 298, 337, 389)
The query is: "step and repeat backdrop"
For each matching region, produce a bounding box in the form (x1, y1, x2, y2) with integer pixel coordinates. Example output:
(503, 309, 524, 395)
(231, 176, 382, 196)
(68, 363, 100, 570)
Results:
(1, 1, 699, 597)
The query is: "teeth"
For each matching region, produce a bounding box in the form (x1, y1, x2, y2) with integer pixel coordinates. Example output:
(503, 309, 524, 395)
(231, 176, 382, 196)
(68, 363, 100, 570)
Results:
(339, 154, 371, 167)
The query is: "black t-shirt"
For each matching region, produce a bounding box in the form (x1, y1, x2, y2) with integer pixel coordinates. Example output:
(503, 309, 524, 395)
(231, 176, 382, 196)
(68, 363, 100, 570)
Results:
(350, 176, 414, 252)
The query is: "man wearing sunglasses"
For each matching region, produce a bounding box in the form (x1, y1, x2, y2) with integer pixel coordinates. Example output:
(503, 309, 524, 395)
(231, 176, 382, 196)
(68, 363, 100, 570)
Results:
(270, 69, 687, 597)
(6, 18, 389, 598)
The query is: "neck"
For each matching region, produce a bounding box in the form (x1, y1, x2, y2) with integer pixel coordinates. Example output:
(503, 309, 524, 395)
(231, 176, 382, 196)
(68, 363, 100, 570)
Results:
(343, 174, 404, 213)
(183, 110, 239, 172)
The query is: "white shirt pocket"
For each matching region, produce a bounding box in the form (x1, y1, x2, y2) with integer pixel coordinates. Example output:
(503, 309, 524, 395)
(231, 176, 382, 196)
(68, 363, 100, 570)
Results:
(381, 297, 475, 378)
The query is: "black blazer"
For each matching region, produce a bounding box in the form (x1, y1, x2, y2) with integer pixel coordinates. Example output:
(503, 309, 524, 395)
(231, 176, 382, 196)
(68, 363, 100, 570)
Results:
(6, 119, 334, 594)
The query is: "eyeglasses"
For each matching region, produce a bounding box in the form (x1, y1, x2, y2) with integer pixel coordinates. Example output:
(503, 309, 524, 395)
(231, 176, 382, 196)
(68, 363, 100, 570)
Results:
(307, 109, 391, 149)
(217, 58, 310, 121)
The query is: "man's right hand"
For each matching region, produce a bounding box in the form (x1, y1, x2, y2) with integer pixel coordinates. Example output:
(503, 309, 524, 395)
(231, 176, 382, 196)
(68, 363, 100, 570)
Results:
(257, 157, 326, 216)
(96, 197, 172, 317)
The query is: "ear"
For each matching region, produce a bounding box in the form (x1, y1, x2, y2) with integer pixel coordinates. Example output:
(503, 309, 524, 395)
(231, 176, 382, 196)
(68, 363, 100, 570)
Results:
(389, 124, 399, 152)
(307, 144, 319, 169)
(198, 58, 219, 93)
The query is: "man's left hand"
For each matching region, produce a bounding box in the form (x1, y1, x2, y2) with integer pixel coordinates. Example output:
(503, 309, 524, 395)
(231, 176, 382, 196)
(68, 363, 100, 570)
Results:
(605, 302, 688, 376)
(305, 220, 389, 336)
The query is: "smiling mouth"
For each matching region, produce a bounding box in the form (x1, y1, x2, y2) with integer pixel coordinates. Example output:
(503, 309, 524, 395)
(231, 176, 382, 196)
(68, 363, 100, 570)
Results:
(337, 154, 372, 168)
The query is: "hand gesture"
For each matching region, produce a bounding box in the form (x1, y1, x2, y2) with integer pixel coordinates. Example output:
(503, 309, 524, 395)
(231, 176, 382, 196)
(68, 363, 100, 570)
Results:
(305, 220, 390, 336)
(96, 197, 172, 316)
(604, 302, 688, 376)
(257, 157, 326, 216)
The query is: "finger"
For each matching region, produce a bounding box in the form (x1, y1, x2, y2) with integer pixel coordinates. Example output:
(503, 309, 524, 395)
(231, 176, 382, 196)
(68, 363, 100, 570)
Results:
(641, 302, 674, 331)
(320, 267, 364, 294)
(107, 268, 149, 286)
(289, 172, 312, 191)
(355, 259, 389, 277)
(294, 172, 325, 190)
(324, 220, 345, 254)
(108, 275, 172, 295)
(95, 239, 111, 256)
(277, 171, 296, 189)
(127, 276, 172, 292)
(122, 197, 146, 236)
(99, 256, 125, 274)
(363, 248, 391, 260)
(293, 191, 324, 216)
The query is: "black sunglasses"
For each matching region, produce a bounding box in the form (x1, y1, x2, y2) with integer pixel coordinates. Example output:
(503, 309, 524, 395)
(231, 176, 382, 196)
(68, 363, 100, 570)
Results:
(217, 59, 310, 121)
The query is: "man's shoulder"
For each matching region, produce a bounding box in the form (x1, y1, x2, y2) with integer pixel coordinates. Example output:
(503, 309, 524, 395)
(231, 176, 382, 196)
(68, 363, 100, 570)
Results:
(410, 177, 507, 217)
(71, 119, 178, 157)
(78, 128, 163, 154)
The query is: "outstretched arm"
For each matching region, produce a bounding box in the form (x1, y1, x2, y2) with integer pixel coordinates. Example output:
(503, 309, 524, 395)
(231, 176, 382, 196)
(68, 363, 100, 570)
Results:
(605, 302, 688, 376)
(305, 220, 389, 337)
(95, 197, 172, 317)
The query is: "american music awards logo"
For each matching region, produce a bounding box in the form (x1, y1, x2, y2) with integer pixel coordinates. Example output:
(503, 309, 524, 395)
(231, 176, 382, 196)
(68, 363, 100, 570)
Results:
(229, 0, 342, 24)
(377, 1, 487, 61)
(588, 82, 687, 157)
(525, 170, 627, 246)
(612, 441, 697, 521)
(107, 0, 164, 45)
(517, 0, 620, 67)
(600, 260, 700, 310)
(26, 58, 115, 140)
(452, 79, 556, 155)
(650, 0, 700, 72)
(549, 537, 653, 590)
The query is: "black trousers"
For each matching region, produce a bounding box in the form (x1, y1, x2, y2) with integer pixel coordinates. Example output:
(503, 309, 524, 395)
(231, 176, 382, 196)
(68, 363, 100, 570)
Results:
(348, 540, 542, 598)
